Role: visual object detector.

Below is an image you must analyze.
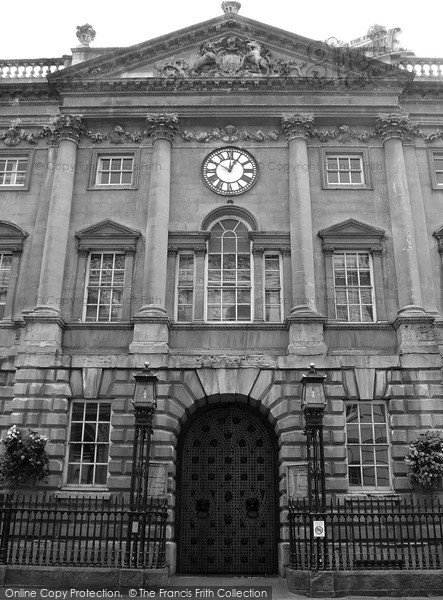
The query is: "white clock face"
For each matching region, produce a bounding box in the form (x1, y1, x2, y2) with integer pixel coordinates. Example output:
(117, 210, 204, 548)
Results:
(202, 147, 258, 195)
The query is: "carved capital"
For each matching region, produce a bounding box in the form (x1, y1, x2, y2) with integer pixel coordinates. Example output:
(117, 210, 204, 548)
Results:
(369, 247, 383, 257)
(322, 245, 335, 256)
(53, 114, 87, 144)
(146, 113, 179, 143)
(167, 246, 179, 256)
(375, 113, 421, 144)
(281, 113, 315, 142)
(194, 245, 207, 256)
(252, 246, 265, 256)
(280, 246, 291, 256)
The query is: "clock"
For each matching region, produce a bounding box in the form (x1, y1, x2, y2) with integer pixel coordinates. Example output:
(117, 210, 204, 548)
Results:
(202, 146, 258, 195)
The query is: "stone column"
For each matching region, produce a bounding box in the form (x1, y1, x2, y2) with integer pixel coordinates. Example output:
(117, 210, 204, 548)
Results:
(25, 115, 85, 353)
(130, 113, 179, 354)
(281, 113, 326, 355)
(376, 113, 436, 354)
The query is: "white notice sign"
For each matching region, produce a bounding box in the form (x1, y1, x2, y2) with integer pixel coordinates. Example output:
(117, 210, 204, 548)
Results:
(313, 520, 325, 538)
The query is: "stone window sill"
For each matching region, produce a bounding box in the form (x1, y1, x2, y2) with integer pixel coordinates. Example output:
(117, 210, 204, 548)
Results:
(56, 488, 111, 500)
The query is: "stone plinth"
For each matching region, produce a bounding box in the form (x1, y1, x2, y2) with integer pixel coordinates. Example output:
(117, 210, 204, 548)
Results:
(393, 314, 438, 354)
(287, 313, 327, 355)
(129, 318, 171, 354)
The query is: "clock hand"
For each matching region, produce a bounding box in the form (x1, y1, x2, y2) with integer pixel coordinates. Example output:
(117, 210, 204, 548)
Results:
(228, 150, 234, 172)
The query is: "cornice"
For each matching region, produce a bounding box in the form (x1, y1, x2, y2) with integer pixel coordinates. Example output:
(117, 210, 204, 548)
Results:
(49, 76, 411, 95)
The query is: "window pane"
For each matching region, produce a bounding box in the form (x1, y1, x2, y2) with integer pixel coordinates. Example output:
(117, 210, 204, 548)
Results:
(70, 424, 83, 442)
(207, 306, 221, 321)
(372, 404, 386, 422)
(376, 467, 390, 487)
(361, 447, 374, 465)
(121, 172, 132, 184)
(347, 448, 360, 466)
(208, 255, 221, 269)
(265, 305, 281, 322)
(178, 306, 192, 322)
(346, 404, 359, 423)
(237, 305, 251, 320)
(68, 402, 111, 486)
(362, 467, 376, 486)
(347, 402, 390, 489)
(375, 448, 388, 465)
(359, 271, 371, 286)
(334, 252, 374, 322)
(349, 466, 361, 485)
(206, 219, 252, 322)
(346, 425, 360, 444)
(328, 171, 339, 183)
(84, 253, 126, 323)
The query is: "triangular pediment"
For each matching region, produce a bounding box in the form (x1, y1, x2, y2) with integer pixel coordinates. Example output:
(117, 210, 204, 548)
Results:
(49, 13, 410, 87)
(76, 219, 141, 251)
(319, 219, 385, 250)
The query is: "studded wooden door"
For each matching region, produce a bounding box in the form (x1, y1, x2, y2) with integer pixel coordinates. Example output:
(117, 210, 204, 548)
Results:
(177, 403, 278, 574)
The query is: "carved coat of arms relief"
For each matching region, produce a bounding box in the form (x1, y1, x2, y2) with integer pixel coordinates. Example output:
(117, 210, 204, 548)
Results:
(155, 36, 306, 78)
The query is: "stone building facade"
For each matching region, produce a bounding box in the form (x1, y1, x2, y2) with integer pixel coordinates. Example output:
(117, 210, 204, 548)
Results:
(0, 2, 443, 576)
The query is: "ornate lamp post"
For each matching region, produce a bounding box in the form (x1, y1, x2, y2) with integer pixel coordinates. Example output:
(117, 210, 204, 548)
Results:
(130, 362, 158, 510)
(301, 363, 327, 511)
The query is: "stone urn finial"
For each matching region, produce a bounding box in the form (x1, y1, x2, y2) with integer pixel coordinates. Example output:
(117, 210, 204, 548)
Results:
(76, 24, 96, 47)
(222, 1, 241, 14)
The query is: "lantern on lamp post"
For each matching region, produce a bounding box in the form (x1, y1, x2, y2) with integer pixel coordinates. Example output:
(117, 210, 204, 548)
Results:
(129, 362, 158, 511)
(301, 363, 327, 511)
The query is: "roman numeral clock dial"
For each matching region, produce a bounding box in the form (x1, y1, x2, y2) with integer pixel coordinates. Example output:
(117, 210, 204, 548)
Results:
(202, 147, 258, 196)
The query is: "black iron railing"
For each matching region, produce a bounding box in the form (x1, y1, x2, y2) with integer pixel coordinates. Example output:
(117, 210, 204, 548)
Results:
(289, 497, 443, 571)
(0, 493, 168, 569)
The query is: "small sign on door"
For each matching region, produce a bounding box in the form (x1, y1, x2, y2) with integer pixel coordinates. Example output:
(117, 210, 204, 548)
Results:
(313, 520, 325, 538)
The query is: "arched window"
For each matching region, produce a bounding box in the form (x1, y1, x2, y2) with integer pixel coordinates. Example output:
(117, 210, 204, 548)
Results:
(206, 218, 252, 322)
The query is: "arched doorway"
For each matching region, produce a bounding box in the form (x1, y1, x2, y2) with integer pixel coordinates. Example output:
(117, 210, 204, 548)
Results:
(176, 401, 279, 574)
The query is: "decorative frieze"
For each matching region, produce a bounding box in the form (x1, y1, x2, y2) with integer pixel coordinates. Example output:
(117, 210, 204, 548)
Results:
(312, 124, 376, 143)
(0, 123, 41, 146)
(281, 113, 315, 141)
(375, 112, 421, 143)
(179, 123, 280, 143)
(145, 113, 179, 142)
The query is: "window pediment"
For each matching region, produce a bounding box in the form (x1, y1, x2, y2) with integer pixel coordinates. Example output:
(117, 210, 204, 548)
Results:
(0, 220, 28, 253)
(319, 219, 385, 251)
(75, 219, 141, 251)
